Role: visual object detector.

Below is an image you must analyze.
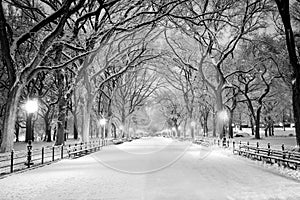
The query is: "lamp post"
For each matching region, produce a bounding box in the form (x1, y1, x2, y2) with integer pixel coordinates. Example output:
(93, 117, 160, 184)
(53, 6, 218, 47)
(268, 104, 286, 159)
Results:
(24, 99, 38, 142)
(99, 118, 106, 138)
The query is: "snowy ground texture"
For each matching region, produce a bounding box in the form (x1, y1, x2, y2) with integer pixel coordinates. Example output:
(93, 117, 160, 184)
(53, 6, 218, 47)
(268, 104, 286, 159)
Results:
(1, 137, 300, 200)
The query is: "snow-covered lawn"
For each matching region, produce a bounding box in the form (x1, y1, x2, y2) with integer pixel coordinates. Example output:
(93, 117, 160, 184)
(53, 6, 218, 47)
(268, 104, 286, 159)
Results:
(234, 127, 295, 137)
(231, 128, 297, 150)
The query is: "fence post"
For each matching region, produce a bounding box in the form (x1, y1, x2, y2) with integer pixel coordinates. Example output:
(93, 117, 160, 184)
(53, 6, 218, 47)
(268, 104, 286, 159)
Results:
(282, 144, 285, 159)
(10, 150, 14, 173)
(42, 147, 44, 164)
(52, 146, 55, 161)
(233, 141, 235, 153)
(61, 145, 64, 159)
(227, 140, 229, 148)
(247, 141, 249, 151)
(267, 143, 271, 156)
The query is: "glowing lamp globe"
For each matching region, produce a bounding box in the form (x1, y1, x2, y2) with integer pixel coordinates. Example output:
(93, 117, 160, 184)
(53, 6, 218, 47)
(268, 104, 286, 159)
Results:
(99, 118, 106, 126)
(191, 121, 196, 127)
(25, 99, 38, 114)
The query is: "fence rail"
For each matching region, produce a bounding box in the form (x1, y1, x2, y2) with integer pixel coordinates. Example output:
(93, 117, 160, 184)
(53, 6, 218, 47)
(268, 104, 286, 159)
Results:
(0, 138, 109, 176)
(233, 141, 300, 169)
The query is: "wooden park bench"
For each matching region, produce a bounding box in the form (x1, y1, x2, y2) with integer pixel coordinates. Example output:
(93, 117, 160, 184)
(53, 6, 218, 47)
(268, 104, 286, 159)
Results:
(193, 138, 210, 147)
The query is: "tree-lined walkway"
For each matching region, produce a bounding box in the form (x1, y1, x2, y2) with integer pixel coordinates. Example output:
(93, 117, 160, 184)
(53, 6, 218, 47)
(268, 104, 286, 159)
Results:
(1, 137, 300, 200)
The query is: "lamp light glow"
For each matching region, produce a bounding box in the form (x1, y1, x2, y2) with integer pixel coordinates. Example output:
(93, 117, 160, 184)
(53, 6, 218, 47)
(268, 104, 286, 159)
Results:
(25, 99, 38, 113)
(218, 110, 229, 123)
(99, 118, 106, 126)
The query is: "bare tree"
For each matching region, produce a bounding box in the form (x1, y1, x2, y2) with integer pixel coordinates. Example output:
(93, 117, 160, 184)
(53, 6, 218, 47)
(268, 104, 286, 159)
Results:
(113, 66, 162, 137)
(156, 90, 185, 137)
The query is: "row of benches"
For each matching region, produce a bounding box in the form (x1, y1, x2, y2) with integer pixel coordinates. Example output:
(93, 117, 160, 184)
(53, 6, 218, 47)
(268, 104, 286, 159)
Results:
(234, 142, 300, 169)
(193, 139, 210, 147)
(67, 140, 107, 158)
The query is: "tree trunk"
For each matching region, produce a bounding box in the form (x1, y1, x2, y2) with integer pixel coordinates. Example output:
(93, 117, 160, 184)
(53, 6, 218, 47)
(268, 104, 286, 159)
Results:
(204, 118, 208, 137)
(293, 88, 300, 146)
(74, 120, 79, 140)
(249, 116, 254, 135)
(15, 123, 19, 142)
(54, 45, 66, 146)
(55, 94, 66, 145)
(0, 86, 22, 152)
(45, 122, 52, 142)
(106, 118, 111, 138)
(212, 111, 216, 137)
(274, 0, 300, 147)
(55, 71, 67, 145)
(264, 127, 268, 137)
(239, 112, 242, 131)
(215, 89, 224, 138)
(255, 108, 262, 139)
(183, 119, 187, 138)
(64, 109, 68, 141)
(89, 119, 93, 138)
(190, 125, 194, 139)
(121, 109, 126, 138)
(82, 96, 93, 142)
(73, 89, 79, 140)
(82, 108, 91, 142)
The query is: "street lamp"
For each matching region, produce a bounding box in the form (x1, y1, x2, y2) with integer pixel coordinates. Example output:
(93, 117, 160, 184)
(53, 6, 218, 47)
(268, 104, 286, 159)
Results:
(99, 118, 106, 138)
(24, 99, 39, 142)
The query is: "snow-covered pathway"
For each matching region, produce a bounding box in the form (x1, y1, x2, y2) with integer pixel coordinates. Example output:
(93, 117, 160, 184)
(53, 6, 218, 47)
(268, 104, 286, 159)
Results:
(1, 137, 300, 200)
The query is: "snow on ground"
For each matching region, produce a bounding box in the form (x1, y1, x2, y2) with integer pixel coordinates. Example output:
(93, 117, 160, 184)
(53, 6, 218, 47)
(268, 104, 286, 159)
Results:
(1, 137, 300, 199)
(234, 127, 295, 137)
(229, 128, 297, 150)
(218, 146, 300, 182)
